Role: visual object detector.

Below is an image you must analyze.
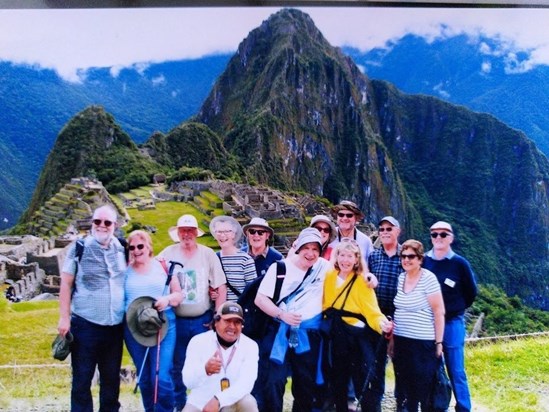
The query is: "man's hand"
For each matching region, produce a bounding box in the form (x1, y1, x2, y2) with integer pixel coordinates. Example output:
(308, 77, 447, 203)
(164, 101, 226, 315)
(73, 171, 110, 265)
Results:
(57, 316, 71, 337)
(205, 350, 222, 376)
(202, 396, 220, 412)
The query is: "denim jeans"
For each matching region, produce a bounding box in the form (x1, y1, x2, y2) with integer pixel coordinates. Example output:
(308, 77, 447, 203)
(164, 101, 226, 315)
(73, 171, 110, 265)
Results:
(171, 311, 213, 410)
(70, 314, 123, 412)
(124, 309, 176, 412)
(444, 316, 472, 412)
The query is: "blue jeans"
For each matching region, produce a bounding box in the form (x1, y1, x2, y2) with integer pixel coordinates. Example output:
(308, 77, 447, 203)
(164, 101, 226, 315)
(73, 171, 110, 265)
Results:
(171, 311, 213, 410)
(124, 309, 176, 412)
(70, 314, 123, 412)
(444, 316, 472, 412)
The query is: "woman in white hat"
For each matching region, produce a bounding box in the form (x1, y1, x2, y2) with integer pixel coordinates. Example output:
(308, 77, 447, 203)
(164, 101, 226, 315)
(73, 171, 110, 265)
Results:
(124, 230, 183, 412)
(242, 217, 283, 278)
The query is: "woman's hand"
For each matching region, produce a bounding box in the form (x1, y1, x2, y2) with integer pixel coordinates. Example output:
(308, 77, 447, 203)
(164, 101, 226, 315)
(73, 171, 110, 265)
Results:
(387, 336, 395, 359)
(154, 296, 170, 311)
(363, 272, 378, 288)
(435, 342, 444, 358)
(381, 318, 394, 335)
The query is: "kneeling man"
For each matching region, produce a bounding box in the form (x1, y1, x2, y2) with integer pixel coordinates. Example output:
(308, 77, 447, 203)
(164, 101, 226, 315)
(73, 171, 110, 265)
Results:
(182, 302, 259, 412)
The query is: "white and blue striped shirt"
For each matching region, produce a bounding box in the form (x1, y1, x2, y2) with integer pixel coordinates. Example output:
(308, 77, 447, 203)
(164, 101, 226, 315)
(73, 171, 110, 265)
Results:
(393, 268, 441, 340)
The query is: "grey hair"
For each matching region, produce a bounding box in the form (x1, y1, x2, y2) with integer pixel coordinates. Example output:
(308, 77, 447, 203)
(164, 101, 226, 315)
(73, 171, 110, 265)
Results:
(209, 215, 244, 244)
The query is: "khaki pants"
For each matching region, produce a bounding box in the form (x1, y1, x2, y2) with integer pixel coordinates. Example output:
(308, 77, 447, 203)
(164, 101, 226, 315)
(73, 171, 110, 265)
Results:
(182, 394, 258, 412)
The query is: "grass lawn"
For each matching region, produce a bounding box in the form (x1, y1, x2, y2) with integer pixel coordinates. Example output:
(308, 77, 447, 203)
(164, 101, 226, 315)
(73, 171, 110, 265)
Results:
(1, 297, 548, 411)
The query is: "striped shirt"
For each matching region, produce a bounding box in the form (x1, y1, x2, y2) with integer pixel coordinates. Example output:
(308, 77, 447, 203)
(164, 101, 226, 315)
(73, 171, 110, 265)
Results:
(218, 251, 257, 302)
(393, 268, 441, 340)
(61, 236, 127, 325)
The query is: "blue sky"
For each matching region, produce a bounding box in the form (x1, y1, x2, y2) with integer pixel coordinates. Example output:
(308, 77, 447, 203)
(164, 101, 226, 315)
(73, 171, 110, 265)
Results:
(1, 6, 549, 81)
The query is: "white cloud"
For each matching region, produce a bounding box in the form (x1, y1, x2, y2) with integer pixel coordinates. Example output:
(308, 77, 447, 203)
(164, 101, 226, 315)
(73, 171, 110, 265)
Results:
(1, 7, 549, 81)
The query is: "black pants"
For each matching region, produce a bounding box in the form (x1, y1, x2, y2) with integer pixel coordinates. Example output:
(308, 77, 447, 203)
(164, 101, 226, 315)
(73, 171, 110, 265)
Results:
(393, 335, 438, 412)
(327, 321, 378, 412)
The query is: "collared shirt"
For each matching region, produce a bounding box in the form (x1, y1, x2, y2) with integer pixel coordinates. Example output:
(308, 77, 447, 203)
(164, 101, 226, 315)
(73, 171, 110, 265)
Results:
(62, 236, 126, 325)
(183, 330, 259, 410)
(368, 244, 402, 316)
(426, 248, 456, 260)
(329, 227, 373, 260)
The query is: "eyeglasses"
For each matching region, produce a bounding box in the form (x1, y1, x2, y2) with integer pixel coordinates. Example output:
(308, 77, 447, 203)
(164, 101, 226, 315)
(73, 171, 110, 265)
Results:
(337, 212, 355, 218)
(216, 230, 233, 235)
(92, 219, 114, 227)
(128, 244, 145, 251)
(378, 227, 393, 232)
(313, 226, 331, 234)
(400, 254, 418, 260)
(248, 229, 267, 236)
(431, 232, 451, 239)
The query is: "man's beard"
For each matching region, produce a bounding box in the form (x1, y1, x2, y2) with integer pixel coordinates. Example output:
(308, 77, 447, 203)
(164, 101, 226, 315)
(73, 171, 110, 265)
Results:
(92, 228, 112, 245)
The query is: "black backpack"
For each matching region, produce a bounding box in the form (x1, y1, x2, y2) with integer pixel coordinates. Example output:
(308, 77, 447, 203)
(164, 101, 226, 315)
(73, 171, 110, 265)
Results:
(237, 261, 286, 340)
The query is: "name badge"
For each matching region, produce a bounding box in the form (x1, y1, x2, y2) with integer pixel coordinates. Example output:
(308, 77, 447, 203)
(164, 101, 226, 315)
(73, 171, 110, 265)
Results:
(444, 278, 456, 288)
(220, 377, 230, 391)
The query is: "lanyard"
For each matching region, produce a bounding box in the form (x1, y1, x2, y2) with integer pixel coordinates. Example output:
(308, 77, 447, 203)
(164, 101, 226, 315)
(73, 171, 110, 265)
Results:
(216, 341, 238, 375)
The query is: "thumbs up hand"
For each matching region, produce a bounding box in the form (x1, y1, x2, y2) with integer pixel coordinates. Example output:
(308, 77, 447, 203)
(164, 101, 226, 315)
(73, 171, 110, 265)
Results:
(205, 350, 222, 376)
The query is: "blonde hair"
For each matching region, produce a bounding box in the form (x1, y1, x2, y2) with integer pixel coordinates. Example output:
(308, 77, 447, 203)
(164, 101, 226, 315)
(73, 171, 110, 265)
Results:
(127, 230, 154, 258)
(331, 239, 366, 274)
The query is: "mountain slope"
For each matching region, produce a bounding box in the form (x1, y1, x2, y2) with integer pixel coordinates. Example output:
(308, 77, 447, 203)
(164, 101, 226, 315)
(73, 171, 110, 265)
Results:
(19, 106, 159, 225)
(345, 34, 549, 156)
(196, 8, 409, 224)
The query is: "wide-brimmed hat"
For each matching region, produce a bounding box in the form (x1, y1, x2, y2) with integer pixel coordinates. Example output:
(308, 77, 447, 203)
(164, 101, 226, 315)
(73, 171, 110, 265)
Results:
(242, 217, 274, 238)
(294, 227, 322, 253)
(217, 301, 244, 322)
(168, 214, 205, 242)
(209, 215, 244, 244)
(379, 216, 400, 228)
(330, 200, 365, 221)
(126, 296, 168, 347)
(430, 221, 453, 233)
(309, 215, 337, 242)
(52, 331, 73, 361)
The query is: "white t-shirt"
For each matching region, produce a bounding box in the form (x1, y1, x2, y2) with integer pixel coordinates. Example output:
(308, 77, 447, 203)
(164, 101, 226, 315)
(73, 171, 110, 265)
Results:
(159, 244, 225, 317)
(258, 257, 330, 321)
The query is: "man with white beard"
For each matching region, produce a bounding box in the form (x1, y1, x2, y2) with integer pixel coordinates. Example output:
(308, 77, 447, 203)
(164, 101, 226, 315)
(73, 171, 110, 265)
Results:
(58, 204, 128, 412)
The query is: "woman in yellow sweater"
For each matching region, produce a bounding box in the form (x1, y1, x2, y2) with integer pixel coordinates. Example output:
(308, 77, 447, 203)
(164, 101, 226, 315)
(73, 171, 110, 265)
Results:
(323, 239, 393, 412)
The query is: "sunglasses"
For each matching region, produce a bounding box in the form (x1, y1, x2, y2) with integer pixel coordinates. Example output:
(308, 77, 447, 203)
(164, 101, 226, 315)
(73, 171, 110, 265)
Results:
(92, 219, 114, 227)
(378, 227, 393, 232)
(248, 229, 267, 236)
(313, 226, 331, 234)
(431, 232, 451, 239)
(337, 212, 355, 218)
(400, 254, 418, 260)
(128, 244, 145, 251)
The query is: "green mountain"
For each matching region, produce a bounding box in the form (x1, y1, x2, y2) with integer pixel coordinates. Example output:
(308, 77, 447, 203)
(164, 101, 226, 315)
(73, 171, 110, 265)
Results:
(195, 8, 549, 308)
(19, 106, 160, 224)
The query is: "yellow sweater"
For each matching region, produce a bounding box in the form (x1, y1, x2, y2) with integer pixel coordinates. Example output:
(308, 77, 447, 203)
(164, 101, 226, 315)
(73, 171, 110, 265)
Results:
(322, 268, 386, 334)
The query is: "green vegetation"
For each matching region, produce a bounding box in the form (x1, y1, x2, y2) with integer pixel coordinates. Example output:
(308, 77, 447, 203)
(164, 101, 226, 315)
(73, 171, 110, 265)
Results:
(467, 337, 549, 412)
(469, 285, 549, 336)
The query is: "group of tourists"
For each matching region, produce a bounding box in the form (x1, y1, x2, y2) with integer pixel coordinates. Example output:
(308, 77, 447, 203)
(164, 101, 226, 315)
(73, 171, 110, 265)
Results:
(56, 200, 477, 412)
